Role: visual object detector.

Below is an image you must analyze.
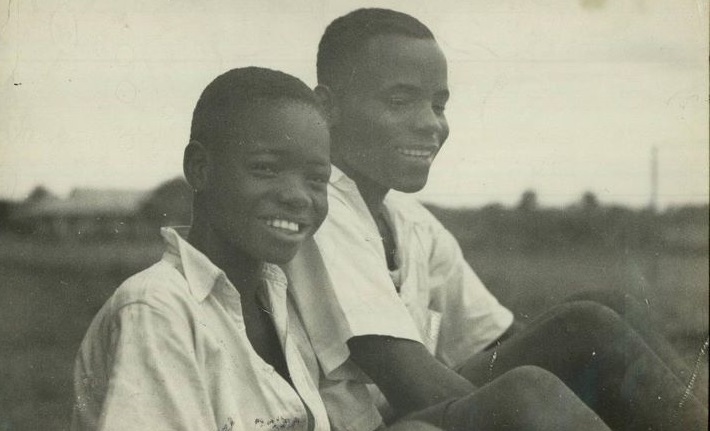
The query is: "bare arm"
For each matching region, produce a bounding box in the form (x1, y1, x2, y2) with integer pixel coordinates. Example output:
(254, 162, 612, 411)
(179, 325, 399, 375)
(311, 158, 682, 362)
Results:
(348, 335, 476, 418)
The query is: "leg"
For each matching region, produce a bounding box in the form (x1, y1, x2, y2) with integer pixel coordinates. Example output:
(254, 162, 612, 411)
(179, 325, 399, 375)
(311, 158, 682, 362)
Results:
(406, 366, 611, 431)
(567, 289, 708, 404)
(457, 301, 707, 431)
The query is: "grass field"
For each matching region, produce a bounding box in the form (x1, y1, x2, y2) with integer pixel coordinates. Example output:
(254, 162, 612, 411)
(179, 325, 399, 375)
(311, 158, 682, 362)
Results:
(0, 235, 707, 430)
(465, 247, 709, 362)
(0, 237, 163, 431)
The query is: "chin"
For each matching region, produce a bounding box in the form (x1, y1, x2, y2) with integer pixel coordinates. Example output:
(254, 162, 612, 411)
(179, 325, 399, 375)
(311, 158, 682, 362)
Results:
(261, 247, 299, 265)
(391, 176, 429, 194)
(394, 184, 426, 194)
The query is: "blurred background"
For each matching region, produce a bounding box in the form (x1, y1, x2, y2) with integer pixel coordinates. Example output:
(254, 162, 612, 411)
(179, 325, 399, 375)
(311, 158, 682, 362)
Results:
(0, 0, 708, 430)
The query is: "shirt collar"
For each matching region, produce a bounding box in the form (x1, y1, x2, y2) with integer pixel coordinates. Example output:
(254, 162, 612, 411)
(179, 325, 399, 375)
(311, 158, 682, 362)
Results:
(329, 164, 359, 194)
(329, 164, 400, 214)
(160, 227, 287, 303)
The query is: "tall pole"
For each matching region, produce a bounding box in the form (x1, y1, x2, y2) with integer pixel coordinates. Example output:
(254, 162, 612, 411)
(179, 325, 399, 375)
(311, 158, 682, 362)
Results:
(649, 146, 659, 288)
(650, 146, 658, 213)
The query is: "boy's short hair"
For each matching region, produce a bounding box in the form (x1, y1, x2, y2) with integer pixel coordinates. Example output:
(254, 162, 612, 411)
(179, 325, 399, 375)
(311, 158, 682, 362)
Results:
(190, 67, 324, 150)
(317, 8, 435, 91)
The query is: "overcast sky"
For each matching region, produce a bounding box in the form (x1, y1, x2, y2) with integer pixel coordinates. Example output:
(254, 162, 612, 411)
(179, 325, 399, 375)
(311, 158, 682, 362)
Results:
(1, 0, 708, 208)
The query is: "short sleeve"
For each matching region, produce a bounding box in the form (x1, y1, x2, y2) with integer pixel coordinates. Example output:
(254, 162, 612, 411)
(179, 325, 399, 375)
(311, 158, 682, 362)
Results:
(286, 198, 422, 379)
(427, 225, 514, 368)
(74, 302, 216, 431)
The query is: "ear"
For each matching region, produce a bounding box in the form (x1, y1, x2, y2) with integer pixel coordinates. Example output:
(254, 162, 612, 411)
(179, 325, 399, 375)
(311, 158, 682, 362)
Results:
(314, 84, 341, 126)
(183, 140, 211, 193)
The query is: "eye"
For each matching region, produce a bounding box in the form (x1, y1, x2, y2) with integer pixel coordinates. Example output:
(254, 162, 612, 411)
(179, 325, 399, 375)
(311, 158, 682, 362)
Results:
(250, 162, 279, 177)
(387, 95, 413, 109)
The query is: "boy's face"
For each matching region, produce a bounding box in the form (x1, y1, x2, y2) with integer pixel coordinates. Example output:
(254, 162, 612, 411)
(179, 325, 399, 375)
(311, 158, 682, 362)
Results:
(204, 101, 330, 264)
(332, 34, 449, 194)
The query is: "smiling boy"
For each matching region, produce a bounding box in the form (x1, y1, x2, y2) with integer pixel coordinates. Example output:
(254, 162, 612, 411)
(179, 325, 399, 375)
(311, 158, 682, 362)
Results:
(72, 67, 335, 431)
(288, 9, 513, 414)
(287, 8, 708, 431)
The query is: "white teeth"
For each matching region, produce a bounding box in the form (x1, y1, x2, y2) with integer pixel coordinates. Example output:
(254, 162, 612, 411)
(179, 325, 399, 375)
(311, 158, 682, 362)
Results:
(265, 219, 300, 233)
(397, 148, 434, 158)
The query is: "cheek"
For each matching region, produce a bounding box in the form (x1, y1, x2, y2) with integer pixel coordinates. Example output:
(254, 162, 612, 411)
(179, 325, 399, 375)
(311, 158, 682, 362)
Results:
(350, 125, 391, 160)
(371, 114, 407, 145)
(353, 107, 396, 142)
(312, 193, 329, 227)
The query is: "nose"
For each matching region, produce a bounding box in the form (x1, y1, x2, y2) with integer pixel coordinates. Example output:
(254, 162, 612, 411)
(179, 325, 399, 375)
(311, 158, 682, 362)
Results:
(414, 104, 448, 143)
(277, 176, 310, 209)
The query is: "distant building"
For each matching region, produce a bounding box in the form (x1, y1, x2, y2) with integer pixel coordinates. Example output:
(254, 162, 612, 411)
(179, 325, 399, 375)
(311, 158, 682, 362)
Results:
(12, 188, 153, 240)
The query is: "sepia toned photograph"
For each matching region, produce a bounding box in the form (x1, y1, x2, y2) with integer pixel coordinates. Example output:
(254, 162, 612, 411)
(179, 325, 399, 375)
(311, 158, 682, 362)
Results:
(0, 1, 707, 430)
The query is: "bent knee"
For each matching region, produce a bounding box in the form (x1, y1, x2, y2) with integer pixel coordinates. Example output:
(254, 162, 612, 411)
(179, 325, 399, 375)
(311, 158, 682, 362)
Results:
(554, 300, 626, 332)
(567, 289, 630, 310)
(487, 367, 601, 427)
(496, 366, 569, 398)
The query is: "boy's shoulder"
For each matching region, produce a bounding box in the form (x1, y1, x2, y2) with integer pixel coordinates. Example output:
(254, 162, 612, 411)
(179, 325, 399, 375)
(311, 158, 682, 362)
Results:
(106, 260, 193, 314)
(77, 260, 194, 363)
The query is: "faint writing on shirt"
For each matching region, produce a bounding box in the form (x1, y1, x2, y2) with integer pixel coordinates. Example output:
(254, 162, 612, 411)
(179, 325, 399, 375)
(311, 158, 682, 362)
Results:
(217, 417, 234, 431)
(254, 416, 303, 429)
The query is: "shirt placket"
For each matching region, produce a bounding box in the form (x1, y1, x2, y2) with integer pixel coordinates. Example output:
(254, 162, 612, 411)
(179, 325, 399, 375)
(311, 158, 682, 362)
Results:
(264, 279, 325, 431)
(219, 276, 309, 429)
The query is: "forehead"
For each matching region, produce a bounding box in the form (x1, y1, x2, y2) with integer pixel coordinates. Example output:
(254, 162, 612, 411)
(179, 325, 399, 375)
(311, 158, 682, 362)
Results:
(224, 101, 329, 157)
(348, 35, 448, 92)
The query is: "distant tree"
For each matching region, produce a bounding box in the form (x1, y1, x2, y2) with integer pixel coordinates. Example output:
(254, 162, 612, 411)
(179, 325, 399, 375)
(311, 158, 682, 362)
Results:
(141, 178, 193, 226)
(580, 191, 600, 212)
(517, 190, 538, 212)
(26, 185, 55, 202)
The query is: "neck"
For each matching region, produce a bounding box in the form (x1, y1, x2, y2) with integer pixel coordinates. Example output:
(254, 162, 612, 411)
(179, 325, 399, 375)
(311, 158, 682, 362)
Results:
(187, 212, 263, 301)
(333, 160, 389, 219)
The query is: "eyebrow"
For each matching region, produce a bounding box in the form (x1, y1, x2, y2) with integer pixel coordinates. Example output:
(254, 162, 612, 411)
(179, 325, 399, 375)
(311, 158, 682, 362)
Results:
(243, 147, 286, 155)
(384, 83, 420, 93)
(244, 148, 330, 166)
(383, 83, 450, 100)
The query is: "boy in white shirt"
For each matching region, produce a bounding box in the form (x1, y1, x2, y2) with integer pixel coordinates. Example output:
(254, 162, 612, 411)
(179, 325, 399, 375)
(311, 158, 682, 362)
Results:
(288, 8, 707, 431)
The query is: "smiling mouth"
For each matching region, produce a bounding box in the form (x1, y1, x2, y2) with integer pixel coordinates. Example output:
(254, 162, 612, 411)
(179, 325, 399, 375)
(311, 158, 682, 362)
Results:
(264, 218, 303, 234)
(396, 147, 436, 161)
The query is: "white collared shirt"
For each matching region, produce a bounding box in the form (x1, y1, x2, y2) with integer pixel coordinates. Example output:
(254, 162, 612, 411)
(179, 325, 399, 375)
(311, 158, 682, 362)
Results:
(290, 166, 513, 374)
(72, 227, 331, 431)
